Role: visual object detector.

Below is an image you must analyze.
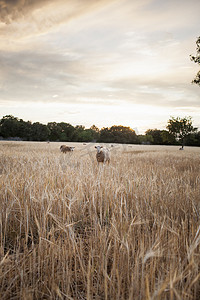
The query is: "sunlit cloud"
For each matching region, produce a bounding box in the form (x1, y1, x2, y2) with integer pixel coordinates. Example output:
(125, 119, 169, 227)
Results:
(0, 0, 199, 133)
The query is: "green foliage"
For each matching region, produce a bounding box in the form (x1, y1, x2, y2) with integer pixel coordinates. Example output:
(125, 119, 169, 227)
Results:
(144, 129, 176, 145)
(166, 116, 197, 147)
(145, 129, 164, 145)
(185, 131, 200, 146)
(0, 115, 199, 146)
(47, 122, 63, 141)
(31, 122, 50, 141)
(72, 125, 85, 142)
(90, 125, 100, 141)
(71, 125, 100, 142)
(138, 134, 152, 144)
(99, 125, 138, 144)
(161, 130, 176, 145)
(58, 122, 75, 142)
(0, 115, 32, 140)
(0, 115, 21, 138)
(190, 36, 200, 86)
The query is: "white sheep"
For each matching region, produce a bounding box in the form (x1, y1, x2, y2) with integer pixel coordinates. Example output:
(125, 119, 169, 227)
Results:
(95, 146, 110, 164)
(60, 145, 75, 153)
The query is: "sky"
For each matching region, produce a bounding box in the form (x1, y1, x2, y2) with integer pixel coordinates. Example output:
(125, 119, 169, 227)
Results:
(0, 0, 199, 134)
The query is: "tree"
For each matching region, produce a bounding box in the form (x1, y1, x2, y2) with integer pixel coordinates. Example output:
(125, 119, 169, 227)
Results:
(90, 125, 100, 141)
(145, 129, 164, 145)
(110, 125, 138, 144)
(17, 119, 32, 140)
(72, 125, 85, 142)
(99, 127, 112, 143)
(144, 129, 177, 145)
(99, 125, 138, 144)
(161, 130, 176, 145)
(138, 134, 152, 145)
(0, 115, 21, 138)
(184, 131, 200, 146)
(58, 122, 75, 141)
(31, 122, 50, 141)
(166, 116, 197, 149)
(47, 122, 63, 141)
(190, 36, 200, 86)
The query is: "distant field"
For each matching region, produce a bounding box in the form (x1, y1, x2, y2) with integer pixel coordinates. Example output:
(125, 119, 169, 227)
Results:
(0, 141, 200, 299)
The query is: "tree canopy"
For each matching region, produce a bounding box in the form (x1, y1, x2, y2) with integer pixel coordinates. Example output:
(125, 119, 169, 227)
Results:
(191, 36, 200, 86)
(0, 115, 200, 146)
(99, 126, 138, 144)
(166, 116, 197, 148)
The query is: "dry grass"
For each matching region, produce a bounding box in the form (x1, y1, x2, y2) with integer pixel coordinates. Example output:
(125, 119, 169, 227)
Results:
(0, 141, 200, 300)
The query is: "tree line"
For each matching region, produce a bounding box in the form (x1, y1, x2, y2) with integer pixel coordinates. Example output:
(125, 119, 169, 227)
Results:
(0, 115, 200, 146)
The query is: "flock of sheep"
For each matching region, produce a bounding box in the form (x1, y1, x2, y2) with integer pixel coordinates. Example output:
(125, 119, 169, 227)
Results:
(60, 144, 110, 164)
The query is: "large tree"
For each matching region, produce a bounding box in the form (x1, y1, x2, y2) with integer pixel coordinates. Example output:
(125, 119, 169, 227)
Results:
(166, 116, 197, 149)
(99, 125, 138, 144)
(58, 122, 75, 141)
(31, 122, 50, 141)
(0, 115, 19, 138)
(145, 129, 164, 145)
(47, 122, 63, 141)
(190, 36, 200, 86)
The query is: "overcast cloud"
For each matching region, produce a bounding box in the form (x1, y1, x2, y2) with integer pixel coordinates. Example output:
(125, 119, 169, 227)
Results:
(0, 0, 199, 133)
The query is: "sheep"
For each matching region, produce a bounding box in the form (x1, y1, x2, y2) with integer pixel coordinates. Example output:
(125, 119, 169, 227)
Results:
(95, 146, 110, 164)
(60, 145, 75, 153)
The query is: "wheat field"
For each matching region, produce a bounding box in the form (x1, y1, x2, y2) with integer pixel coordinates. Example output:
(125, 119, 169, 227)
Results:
(0, 141, 200, 300)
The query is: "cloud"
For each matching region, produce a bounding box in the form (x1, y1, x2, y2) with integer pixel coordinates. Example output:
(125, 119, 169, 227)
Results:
(0, 37, 199, 110)
(0, 0, 199, 131)
(0, 0, 121, 52)
(0, 0, 50, 24)
(0, 0, 119, 25)
(0, 48, 86, 102)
